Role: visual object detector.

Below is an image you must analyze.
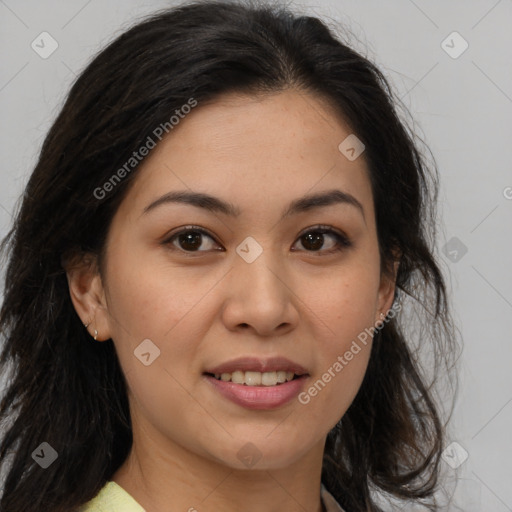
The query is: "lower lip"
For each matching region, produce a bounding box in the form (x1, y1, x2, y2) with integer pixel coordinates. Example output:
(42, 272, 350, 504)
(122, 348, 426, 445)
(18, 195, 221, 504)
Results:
(204, 374, 308, 410)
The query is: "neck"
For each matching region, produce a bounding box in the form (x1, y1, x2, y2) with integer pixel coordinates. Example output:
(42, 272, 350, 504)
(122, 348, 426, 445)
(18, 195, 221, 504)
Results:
(112, 420, 327, 512)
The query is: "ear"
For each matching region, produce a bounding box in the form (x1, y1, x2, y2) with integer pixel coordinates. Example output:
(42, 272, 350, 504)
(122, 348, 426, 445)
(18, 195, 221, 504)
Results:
(375, 257, 400, 324)
(64, 252, 111, 342)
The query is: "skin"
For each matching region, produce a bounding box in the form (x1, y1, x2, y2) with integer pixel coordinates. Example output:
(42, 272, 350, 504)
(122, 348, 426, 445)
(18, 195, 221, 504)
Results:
(67, 89, 398, 512)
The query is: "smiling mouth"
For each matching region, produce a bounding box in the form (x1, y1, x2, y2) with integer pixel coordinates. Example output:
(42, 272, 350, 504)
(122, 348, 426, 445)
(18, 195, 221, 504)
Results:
(203, 370, 305, 386)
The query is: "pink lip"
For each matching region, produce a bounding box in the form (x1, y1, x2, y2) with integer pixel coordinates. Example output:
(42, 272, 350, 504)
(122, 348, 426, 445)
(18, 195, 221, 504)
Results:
(204, 356, 309, 376)
(204, 374, 309, 410)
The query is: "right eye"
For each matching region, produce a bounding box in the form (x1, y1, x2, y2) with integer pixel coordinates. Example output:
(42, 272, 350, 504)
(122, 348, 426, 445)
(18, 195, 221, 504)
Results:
(163, 226, 224, 253)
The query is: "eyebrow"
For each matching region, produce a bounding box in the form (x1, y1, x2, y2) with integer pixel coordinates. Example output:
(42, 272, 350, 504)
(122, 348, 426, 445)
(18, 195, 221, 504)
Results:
(143, 189, 365, 221)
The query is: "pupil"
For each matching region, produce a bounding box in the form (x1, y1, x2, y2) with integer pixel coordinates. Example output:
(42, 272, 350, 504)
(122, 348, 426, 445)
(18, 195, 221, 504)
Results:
(303, 232, 323, 251)
(179, 232, 202, 250)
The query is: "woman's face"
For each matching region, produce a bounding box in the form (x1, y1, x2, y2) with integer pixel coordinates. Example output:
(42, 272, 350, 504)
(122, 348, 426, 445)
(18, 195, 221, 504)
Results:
(78, 90, 396, 470)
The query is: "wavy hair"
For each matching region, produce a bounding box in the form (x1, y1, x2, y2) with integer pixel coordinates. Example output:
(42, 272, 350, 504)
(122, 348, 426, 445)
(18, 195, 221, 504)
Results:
(0, 1, 457, 510)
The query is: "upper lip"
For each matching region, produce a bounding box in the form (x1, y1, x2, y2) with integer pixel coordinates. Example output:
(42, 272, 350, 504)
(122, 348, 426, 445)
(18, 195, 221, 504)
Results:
(204, 356, 309, 376)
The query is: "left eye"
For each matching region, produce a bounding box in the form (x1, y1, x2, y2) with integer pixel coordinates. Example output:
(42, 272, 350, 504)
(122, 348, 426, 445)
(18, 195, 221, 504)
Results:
(291, 226, 351, 253)
(163, 225, 351, 254)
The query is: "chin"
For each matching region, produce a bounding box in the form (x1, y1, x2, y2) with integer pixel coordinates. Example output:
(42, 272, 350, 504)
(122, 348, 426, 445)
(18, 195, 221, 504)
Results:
(209, 435, 313, 471)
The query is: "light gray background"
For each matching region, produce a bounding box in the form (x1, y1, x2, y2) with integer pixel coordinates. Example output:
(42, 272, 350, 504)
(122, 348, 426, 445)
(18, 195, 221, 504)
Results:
(1, 1, 511, 510)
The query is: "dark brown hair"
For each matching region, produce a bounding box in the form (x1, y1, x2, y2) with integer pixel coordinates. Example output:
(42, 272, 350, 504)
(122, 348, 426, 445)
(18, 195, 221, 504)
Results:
(0, 1, 457, 510)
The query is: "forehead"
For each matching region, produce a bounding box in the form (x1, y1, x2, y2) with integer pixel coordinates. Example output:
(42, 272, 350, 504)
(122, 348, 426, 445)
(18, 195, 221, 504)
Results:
(118, 89, 374, 220)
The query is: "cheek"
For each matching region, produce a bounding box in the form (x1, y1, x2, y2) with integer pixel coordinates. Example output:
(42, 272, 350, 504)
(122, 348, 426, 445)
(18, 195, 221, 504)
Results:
(121, 355, 215, 463)
(303, 258, 380, 342)
(104, 254, 211, 438)
(294, 261, 379, 420)
(298, 305, 374, 431)
(105, 245, 219, 341)
(104, 245, 229, 397)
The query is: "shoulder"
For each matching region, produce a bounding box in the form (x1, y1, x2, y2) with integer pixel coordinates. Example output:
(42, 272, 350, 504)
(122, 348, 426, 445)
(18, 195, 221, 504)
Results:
(78, 481, 146, 512)
(80, 480, 343, 512)
(321, 483, 346, 512)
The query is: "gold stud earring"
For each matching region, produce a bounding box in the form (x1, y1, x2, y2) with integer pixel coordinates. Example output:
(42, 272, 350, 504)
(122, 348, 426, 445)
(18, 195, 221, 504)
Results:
(83, 321, 98, 341)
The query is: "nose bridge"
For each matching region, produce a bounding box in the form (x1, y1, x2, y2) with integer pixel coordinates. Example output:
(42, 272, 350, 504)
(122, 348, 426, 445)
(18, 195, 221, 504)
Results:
(234, 239, 287, 303)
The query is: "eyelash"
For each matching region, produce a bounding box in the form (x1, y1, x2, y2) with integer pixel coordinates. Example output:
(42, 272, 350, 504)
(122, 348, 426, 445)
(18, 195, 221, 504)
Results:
(162, 224, 352, 256)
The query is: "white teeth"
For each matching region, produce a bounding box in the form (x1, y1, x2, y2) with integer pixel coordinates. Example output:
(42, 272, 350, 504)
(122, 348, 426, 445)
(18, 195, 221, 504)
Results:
(245, 371, 262, 386)
(211, 370, 299, 386)
(261, 371, 276, 386)
(231, 370, 244, 384)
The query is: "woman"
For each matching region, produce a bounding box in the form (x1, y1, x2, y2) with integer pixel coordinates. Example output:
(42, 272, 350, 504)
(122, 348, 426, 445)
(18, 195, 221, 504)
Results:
(0, 1, 457, 511)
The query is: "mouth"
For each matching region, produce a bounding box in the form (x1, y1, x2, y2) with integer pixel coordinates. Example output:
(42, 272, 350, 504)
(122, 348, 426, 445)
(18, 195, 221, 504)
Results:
(202, 357, 310, 410)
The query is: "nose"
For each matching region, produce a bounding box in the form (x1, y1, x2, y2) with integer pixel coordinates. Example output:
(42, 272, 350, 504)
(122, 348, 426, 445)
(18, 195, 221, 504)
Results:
(220, 247, 300, 337)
